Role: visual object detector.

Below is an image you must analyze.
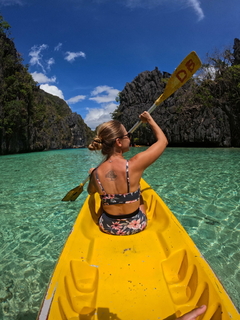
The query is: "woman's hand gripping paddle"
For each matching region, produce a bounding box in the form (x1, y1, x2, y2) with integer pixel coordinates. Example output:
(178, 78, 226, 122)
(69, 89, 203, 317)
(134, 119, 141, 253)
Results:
(62, 51, 202, 201)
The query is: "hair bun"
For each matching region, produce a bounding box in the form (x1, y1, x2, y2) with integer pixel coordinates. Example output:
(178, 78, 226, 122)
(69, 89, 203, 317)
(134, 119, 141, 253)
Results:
(88, 120, 123, 156)
(93, 139, 102, 144)
(88, 136, 103, 151)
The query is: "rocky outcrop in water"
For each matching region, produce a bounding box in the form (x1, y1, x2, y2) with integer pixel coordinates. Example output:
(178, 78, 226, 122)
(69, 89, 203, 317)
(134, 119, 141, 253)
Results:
(0, 19, 93, 155)
(114, 39, 240, 147)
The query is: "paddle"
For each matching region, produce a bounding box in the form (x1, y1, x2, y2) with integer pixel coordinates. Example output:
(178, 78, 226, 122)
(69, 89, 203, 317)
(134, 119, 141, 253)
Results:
(62, 51, 202, 201)
(128, 51, 202, 133)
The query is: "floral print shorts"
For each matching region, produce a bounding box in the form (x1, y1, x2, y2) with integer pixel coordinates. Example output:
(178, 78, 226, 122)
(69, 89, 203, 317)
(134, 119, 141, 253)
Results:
(98, 208, 147, 235)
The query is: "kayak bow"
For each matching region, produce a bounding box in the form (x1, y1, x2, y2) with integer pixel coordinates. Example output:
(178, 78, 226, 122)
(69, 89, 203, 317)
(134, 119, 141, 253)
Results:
(38, 179, 240, 320)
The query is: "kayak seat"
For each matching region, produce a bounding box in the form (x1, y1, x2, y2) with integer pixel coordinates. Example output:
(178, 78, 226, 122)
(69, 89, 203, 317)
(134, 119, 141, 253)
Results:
(162, 250, 189, 284)
(162, 250, 199, 304)
(70, 260, 98, 293)
(142, 189, 170, 231)
(58, 260, 98, 315)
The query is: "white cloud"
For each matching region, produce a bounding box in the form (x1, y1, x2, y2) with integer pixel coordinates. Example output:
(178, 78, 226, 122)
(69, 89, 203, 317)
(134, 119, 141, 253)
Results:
(198, 66, 216, 81)
(84, 85, 120, 129)
(29, 44, 48, 73)
(66, 95, 86, 104)
(40, 84, 64, 100)
(84, 102, 118, 130)
(124, 0, 204, 20)
(185, 0, 204, 21)
(54, 43, 62, 51)
(31, 72, 56, 84)
(89, 86, 120, 103)
(29, 45, 65, 100)
(47, 57, 55, 69)
(64, 51, 86, 62)
(29, 44, 56, 72)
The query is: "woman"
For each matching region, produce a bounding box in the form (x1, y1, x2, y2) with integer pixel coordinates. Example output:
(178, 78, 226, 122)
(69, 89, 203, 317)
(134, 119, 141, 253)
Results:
(87, 111, 168, 235)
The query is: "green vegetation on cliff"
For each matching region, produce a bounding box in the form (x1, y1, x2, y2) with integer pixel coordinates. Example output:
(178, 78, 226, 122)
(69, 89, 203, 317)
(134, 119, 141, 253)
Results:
(174, 47, 240, 146)
(1, 13, 240, 152)
(0, 15, 93, 155)
(114, 42, 240, 147)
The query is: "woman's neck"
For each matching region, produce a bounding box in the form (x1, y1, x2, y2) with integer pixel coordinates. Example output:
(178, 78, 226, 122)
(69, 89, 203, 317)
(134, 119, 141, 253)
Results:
(107, 152, 124, 162)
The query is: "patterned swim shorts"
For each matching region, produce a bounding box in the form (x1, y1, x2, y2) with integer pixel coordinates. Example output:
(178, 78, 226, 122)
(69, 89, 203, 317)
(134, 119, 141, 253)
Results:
(98, 208, 147, 236)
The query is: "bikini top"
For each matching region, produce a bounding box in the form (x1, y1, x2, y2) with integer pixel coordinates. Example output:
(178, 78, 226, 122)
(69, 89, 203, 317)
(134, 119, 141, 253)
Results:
(95, 160, 141, 205)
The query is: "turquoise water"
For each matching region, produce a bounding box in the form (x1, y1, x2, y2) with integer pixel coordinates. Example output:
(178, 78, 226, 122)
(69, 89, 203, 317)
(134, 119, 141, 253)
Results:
(0, 148, 239, 319)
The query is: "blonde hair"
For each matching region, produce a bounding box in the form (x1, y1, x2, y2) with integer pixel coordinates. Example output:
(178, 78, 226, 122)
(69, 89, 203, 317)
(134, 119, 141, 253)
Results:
(88, 120, 125, 158)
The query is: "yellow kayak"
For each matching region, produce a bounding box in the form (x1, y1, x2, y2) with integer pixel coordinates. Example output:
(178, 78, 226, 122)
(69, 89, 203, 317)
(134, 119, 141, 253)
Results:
(37, 179, 239, 320)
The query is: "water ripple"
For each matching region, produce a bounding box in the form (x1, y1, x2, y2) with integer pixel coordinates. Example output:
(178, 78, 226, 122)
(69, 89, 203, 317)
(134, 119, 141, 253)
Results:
(0, 148, 239, 319)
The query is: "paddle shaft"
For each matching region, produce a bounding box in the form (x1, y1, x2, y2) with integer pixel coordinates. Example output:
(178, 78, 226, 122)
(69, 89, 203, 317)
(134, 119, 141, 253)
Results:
(129, 51, 201, 133)
(128, 100, 160, 133)
(62, 51, 202, 200)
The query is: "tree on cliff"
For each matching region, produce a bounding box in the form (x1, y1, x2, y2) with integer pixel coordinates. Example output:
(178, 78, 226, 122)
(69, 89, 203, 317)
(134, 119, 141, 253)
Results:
(0, 15, 36, 153)
(180, 45, 240, 146)
(113, 41, 240, 147)
(0, 15, 10, 35)
(0, 15, 93, 155)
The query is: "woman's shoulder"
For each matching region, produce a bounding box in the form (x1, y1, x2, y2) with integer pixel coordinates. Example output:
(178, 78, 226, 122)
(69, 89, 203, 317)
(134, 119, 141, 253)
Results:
(128, 150, 154, 172)
(128, 154, 144, 171)
(128, 153, 141, 164)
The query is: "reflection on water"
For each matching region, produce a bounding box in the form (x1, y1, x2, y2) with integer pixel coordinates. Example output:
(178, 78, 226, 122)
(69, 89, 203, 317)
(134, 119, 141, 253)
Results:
(0, 148, 239, 319)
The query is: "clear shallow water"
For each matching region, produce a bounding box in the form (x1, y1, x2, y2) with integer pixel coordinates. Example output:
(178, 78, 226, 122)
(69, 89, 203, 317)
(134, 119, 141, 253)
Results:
(0, 148, 239, 319)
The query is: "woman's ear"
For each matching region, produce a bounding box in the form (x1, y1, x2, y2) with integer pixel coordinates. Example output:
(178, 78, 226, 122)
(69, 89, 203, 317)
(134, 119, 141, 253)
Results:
(115, 138, 122, 147)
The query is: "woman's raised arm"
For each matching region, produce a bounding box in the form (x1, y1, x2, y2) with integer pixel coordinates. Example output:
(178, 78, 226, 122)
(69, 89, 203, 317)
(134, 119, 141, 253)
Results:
(130, 111, 168, 171)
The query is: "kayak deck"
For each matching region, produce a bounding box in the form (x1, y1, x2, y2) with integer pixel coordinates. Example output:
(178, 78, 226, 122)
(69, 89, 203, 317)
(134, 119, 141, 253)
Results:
(38, 179, 240, 320)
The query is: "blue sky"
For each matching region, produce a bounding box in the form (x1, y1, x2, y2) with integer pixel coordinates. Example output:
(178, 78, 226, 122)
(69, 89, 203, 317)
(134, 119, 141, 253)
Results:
(0, 0, 239, 129)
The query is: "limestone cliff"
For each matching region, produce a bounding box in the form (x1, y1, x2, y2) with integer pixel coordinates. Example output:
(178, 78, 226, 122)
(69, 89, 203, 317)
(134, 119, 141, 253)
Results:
(114, 39, 240, 147)
(0, 20, 93, 155)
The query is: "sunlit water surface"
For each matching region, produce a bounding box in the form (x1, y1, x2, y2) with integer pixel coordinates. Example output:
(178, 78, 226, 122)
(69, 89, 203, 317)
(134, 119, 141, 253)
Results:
(0, 148, 239, 319)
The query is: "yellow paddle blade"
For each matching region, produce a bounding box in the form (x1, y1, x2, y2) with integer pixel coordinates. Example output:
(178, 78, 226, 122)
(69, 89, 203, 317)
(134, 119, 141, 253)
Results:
(62, 51, 202, 201)
(61, 183, 84, 201)
(129, 51, 201, 132)
(155, 51, 201, 106)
